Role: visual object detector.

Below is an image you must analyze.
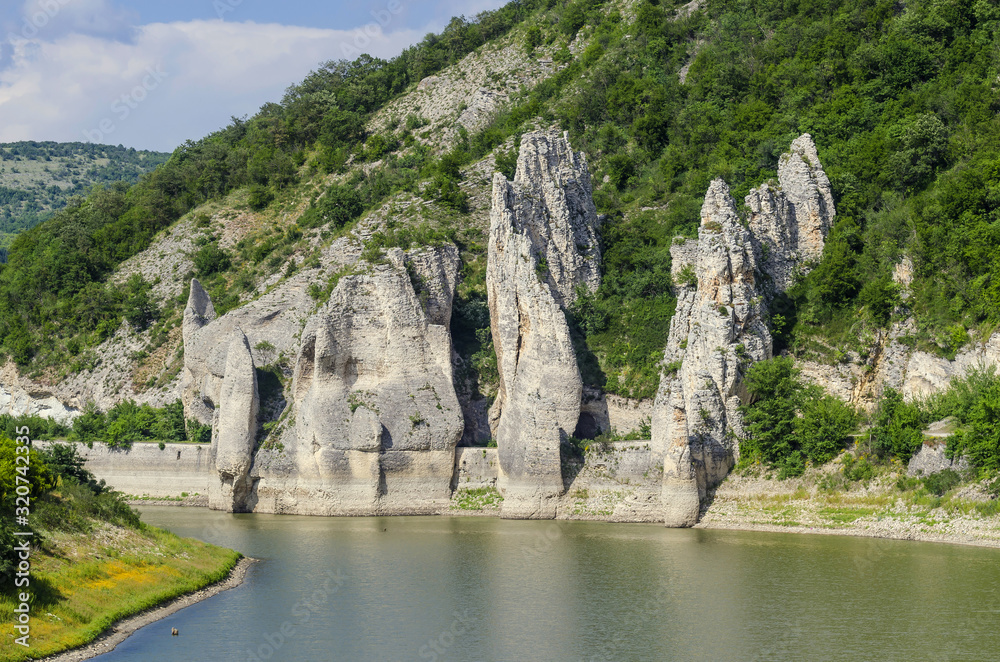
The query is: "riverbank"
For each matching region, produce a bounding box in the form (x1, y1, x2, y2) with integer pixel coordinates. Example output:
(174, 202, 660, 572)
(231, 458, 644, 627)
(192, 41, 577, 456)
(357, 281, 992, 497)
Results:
(130, 468, 1000, 550)
(696, 464, 1000, 549)
(36, 558, 254, 662)
(0, 522, 244, 662)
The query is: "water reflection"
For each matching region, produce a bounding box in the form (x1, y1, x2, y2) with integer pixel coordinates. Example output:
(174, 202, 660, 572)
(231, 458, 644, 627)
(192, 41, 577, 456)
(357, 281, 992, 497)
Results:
(90, 509, 1000, 662)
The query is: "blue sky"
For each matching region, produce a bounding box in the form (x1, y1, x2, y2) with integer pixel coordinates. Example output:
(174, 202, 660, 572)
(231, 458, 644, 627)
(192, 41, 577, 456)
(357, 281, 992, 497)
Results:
(0, 0, 507, 151)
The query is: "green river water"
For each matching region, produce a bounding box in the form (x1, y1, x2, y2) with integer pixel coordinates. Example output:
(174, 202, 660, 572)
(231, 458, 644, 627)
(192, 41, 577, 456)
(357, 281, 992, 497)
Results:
(89, 507, 1000, 661)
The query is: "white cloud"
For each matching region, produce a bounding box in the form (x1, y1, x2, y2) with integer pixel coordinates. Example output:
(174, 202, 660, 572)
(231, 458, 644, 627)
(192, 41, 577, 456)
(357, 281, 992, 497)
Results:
(0, 19, 427, 151)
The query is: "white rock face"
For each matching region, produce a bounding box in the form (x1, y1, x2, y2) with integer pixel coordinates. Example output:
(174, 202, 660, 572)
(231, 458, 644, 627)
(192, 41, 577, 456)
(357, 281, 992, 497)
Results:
(654, 135, 836, 527)
(487, 130, 600, 519)
(908, 443, 970, 476)
(507, 131, 601, 307)
(903, 333, 1000, 401)
(0, 362, 79, 425)
(180, 279, 219, 425)
(653, 181, 772, 527)
(253, 246, 464, 515)
(180, 266, 321, 426)
(747, 133, 836, 292)
(209, 331, 259, 512)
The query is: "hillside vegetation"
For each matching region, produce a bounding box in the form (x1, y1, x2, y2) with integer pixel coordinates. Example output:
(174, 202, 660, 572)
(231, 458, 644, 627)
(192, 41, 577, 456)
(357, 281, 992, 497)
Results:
(1, 0, 1000, 474)
(0, 142, 169, 259)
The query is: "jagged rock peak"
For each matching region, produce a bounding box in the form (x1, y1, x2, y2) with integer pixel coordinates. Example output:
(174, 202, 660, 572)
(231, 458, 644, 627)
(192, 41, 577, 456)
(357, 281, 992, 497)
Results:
(500, 130, 601, 306)
(183, 278, 216, 342)
(653, 179, 771, 528)
(747, 133, 835, 292)
(486, 130, 602, 519)
(209, 330, 259, 513)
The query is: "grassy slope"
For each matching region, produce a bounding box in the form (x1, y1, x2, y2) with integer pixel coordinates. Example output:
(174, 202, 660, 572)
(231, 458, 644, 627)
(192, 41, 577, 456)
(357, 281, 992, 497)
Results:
(0, 521, 240, 661)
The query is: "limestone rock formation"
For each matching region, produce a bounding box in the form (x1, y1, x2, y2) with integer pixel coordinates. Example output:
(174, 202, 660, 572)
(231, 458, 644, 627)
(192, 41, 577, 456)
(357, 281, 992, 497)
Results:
(0, 362, 80, 424)
(209, 331, 259, 512)
(487, 130, 601, 519)
(653, 135, 836, 527)
(253, 246, 464, 515)
(747, 133, 836, 292)
(652, 181, 772, 527)
(179, 266, 321, 427)
(180, 279, 219, 425)
(908, 441, 970, 477)
(503, 130, 601, 307)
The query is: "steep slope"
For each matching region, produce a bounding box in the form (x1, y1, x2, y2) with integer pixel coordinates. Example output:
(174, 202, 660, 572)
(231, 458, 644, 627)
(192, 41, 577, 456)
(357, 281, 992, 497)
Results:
(5, 0, 1000, 515)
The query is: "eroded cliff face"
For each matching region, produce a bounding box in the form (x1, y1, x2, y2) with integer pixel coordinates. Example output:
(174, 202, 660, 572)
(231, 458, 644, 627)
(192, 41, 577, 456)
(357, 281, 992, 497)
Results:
(653, 181, 772, 527)
(251, 245, 464, 515)
(180, 279, 219, 425)
(747, 134, 836, 293)
(487, 130, 601, 519)
(209, 331, 259, 512)
(653, 134, 835, 527)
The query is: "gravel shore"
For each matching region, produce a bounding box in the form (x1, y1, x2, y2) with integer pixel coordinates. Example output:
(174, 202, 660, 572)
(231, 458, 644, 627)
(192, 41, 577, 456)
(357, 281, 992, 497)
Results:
(696, 468, 1000, 549)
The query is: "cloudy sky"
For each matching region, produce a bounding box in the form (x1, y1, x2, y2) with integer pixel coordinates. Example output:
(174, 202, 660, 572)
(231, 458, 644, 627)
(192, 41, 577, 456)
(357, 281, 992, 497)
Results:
(0, 0, 507, 152)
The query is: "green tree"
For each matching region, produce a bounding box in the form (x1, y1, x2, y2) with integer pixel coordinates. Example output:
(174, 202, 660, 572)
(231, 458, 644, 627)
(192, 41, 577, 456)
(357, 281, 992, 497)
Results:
(870, 388, 925, 461)
(740, 357, 800, 472)
(798, 395, 857, 464)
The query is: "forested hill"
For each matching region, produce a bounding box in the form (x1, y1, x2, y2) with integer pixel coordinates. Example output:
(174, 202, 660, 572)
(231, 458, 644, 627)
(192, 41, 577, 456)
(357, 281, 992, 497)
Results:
(0, 142, 170, 259)
(1, 0, 999, 405)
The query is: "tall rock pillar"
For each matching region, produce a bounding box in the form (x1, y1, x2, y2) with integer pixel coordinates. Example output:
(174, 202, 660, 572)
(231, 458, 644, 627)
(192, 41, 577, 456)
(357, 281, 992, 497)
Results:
(487, 130, 600, 519)
(209, 330, 259, 512)
(653, 134, 836, 526)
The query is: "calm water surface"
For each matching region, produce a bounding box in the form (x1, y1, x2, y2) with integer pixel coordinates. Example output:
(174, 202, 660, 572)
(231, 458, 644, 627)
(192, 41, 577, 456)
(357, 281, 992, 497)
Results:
(94, 507, 1000, 661)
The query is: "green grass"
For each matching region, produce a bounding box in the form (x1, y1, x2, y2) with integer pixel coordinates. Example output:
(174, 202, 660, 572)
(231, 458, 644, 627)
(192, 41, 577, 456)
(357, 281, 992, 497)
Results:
(451, 487, 503, 511)
(0, 521, 240, 661)
(817, 506, 876, 524)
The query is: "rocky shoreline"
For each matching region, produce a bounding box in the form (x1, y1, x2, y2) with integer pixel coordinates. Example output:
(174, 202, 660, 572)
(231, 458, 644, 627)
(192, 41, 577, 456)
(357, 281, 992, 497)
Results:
(138, 486, 1000, 550)
(36, 557, 256, 662)
(695, 468, 1000, 549)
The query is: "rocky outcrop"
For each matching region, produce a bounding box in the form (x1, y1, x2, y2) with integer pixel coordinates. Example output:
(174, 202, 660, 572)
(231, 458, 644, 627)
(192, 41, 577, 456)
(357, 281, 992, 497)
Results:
(0, 362, 80, 424)
(902, 333, 1000, 401)
(179, 265, 323, 427)
(180, 279, 219, 425)
(654, 135, 835, 527)
(252, 246, 464, 515)
(747, 134, 835, 293)
(908, 442, 970, 477)
(653, 181, 772, 527)
(487, 130, 601, 519)
(208, 331, 259, 512)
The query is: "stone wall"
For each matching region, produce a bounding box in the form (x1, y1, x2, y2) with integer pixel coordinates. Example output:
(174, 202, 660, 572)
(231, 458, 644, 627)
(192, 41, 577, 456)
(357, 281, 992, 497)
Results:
(34, 441, 211, 498)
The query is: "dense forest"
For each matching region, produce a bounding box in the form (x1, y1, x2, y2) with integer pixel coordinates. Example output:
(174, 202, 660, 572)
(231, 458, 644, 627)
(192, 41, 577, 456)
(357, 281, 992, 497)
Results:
(1, 0, 1000, 477)
(0, 142, 169, 260)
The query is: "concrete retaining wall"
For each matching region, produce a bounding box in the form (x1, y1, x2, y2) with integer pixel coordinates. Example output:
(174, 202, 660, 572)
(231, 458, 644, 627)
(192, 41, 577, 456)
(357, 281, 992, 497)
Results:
(452, 446, 500, 489)
(35, 441, 212, 498)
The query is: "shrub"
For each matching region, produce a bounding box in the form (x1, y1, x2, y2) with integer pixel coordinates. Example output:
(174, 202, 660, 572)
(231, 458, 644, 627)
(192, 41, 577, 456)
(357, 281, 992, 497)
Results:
(299, 183, 364, 229)
(247, 184, 275, 210)
(922, 469, 962, 496)
(740, 358, 857, 475)
(194, 243, 231, 276)
(869, 388, 925, 462)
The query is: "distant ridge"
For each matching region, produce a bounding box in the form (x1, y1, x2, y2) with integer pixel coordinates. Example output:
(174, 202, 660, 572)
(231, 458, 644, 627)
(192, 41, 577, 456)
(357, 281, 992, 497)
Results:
(0, 140, 170, 259)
